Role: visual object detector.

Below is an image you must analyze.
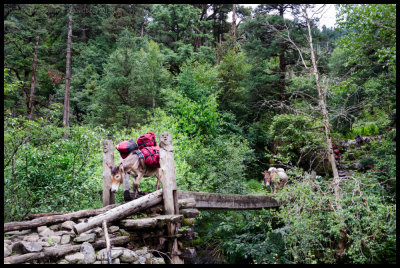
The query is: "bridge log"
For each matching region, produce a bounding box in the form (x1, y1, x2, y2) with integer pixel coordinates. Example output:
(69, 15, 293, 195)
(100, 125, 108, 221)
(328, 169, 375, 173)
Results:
(177, 190, 281, 210)
(4, 203, 122, 233)
(119, 215, 183, 230)
(73, 189, 163, 235)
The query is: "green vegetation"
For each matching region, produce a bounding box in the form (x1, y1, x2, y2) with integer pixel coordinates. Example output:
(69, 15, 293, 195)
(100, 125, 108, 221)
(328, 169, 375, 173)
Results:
(4, 4, 395, 264)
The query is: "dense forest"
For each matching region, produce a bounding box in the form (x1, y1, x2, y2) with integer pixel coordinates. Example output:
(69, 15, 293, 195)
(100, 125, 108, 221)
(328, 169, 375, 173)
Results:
(4, 4, 396, 264)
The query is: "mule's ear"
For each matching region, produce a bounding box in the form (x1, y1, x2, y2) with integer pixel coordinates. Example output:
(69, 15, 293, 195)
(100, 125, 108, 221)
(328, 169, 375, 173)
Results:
(118, 162, 124, 172)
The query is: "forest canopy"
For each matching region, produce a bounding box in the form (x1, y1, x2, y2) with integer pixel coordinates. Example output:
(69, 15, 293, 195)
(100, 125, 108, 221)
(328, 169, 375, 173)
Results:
(4, 4, 396, 264)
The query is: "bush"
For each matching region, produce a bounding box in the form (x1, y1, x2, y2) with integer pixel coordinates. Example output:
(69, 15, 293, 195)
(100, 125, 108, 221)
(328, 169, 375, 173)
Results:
(4, 116, 106, 221)
(274, 173, 396, 264)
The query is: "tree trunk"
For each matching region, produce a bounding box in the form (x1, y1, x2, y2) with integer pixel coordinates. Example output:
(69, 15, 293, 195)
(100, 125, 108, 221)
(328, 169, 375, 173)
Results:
(231, 4, 237, 38)
(4, 202, 123, 233)
(28, 35, 39, 121)
(63, 4, 73, 139)
(81, 4, 87, 43)
(303, 5, 346, 259)
(73, 189, 163, 235)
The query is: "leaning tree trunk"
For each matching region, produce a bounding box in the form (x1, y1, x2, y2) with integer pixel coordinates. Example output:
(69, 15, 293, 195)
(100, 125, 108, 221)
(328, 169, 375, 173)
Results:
(303, 5, 346, 260)
(28, 35, 39, 121)
(231, 4, 237, 38)
(63, 4, 73, 139)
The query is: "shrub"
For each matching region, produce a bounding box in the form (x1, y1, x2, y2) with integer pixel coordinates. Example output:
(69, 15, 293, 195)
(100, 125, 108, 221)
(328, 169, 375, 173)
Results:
(4, 116, 106, 221)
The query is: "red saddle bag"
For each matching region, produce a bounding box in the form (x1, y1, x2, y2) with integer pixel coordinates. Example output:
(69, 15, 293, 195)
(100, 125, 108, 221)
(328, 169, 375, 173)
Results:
(116, 139, 138, 159)
(140, 146, 160, 168)
(137, 132, 157, 150)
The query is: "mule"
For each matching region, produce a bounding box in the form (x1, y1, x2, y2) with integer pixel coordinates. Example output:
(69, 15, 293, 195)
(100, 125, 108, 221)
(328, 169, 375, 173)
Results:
(262, 167, 289, 193)
(107, 151, 162, 200)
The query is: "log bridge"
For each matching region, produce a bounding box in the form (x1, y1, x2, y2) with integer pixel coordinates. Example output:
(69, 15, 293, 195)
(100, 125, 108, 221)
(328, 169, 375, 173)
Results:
(4, 132, 280, 264)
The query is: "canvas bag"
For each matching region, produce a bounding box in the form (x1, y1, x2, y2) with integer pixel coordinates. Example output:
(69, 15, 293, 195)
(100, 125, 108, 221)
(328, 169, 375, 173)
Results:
(115, 139, 138, 159)
(136, 132, 157, 150)
(140, 146, 160, 168)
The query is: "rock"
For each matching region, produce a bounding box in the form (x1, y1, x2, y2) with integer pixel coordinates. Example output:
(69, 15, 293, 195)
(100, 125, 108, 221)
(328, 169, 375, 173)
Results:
(39, 227, 55, 237)
(4, 240, 12, 245)
(74, 233, 96, 243)
(92, 227, 103, 235)
(58, 259, 69, 264)
(38, 241, 51, 247)
(51, 235, 62, 245)
(23, 233, 40, 242)
(37, 226, 48, 233)
(12, 241, 43, 254)
(112, 258, 121, 264)
(108, 226, 119, 233)
(119, 228, 130, 236)
(150, 257, 166, 264)
(49, 224, 61, 230)
(133, 256, 147, 264)
(135, 246, 148, 256)
(180, 248, 197, 260)
(53, 230, 70, 236)
(4, 243, 12, 257)
(96, 247, 124, 260)
(65, 252, 85, 264)
(80, 242, 96, 264)
(61, 234, 71, 245)
(119, 249, 139, 263)
(61, 221, 76, 230)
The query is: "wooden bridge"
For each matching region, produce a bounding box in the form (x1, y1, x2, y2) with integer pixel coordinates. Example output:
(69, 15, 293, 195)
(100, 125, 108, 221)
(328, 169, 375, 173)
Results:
(4, 132, 280, 264)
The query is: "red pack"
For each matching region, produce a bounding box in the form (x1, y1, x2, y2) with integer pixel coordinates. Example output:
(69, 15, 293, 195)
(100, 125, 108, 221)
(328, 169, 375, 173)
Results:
(137, 132, 157, 150)
(116, 139, 138, 159)
(140, 146, 160, 168)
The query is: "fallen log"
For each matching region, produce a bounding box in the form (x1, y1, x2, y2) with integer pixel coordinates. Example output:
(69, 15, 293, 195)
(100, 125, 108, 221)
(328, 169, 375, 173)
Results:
(119, 215, 183, 230)
(24, 212, 70, 220)
(143, 198, 197, 215)
(3, 236, 130, 264)
(73, 189, 163, 235)
(4, 202, 122, 233)
(180, 209, 199, 218)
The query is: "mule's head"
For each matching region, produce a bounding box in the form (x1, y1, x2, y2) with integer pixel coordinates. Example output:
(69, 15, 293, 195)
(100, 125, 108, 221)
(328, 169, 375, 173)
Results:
(263, 171, 272, 186)
(107, 162, 124, 193)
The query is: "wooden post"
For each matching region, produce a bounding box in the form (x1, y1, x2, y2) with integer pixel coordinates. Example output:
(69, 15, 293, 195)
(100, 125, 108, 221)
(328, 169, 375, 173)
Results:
(103, 140, 115, 207)
(158, 132, 178, 215)
(158, 132, 183, 264)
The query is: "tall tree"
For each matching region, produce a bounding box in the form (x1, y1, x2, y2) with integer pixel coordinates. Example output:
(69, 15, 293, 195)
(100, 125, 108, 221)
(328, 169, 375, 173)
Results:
(253, 4, 301, 114)
(4, 4, 53, 117)
(63, 4, 73, 138)
(283, 4, 346, 260)
(27, 35, 39, 121)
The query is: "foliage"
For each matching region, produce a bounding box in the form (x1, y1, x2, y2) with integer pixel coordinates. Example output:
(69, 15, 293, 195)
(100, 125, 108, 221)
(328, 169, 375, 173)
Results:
(2, 4, 396, 264)
(93, 31, 171, 128)
(4, 116, 106, 221)
(274, 173, 396, 264)
(266, 113, 325, 170)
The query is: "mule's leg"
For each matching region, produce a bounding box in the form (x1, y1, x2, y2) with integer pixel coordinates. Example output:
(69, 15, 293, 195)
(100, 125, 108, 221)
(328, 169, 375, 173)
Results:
(132, 173, 144, 199)
(123, 174, 133, 202)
